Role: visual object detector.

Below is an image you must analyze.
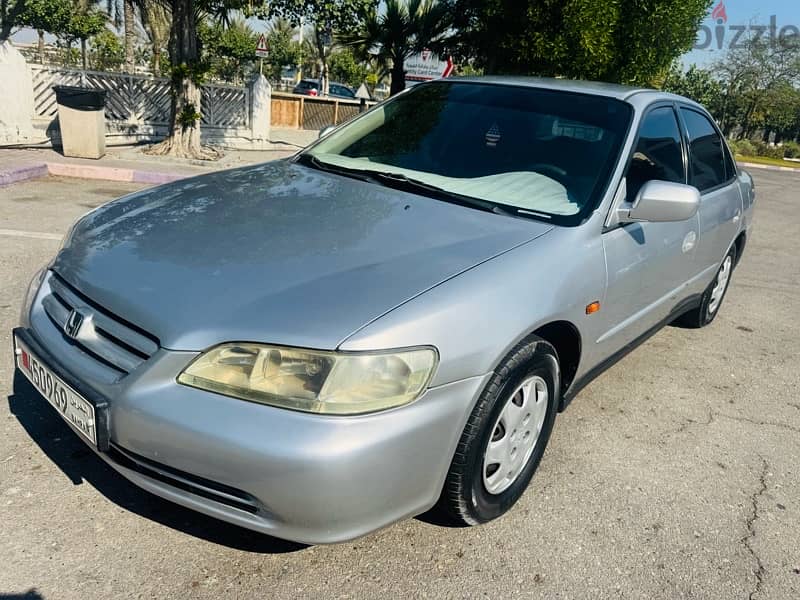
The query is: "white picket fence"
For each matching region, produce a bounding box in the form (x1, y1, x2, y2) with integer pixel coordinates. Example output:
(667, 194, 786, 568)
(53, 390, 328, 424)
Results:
(30, 65, 256, 146)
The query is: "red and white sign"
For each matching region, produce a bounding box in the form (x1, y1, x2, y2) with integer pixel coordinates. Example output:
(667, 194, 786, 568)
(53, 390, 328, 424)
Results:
(255, 34, 269, 58)
(405, 50, 454, 85)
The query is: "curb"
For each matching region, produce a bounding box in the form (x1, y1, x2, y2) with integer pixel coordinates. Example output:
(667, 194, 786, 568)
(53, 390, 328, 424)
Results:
(0, 163, 48, 186)
(45, 162, 188, 185)
(0, 161, 191, 187)
(738, 161, 800, 174)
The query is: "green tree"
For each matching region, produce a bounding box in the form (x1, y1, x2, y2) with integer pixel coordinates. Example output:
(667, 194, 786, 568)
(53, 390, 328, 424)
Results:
(199, 16, 256, 83)
(662, 63, 723, 115)
(17, 0, 72, 62)
(1, 0, 22, 40)
(714, 36, 800, 139)
(258, 0, 376, 95)
(66, 5, 107, 69)
(143, 0, 250, 158)
(2, 0, 73, 42)
(263, 17, 299, 82)
(299, 26, 320, 77)
(90, 27, 124, 69)
(447, 0, 711, 85)
(341, 0, 451, 95)
(328, 46, 366, 88)
(758, 83, 800, 143)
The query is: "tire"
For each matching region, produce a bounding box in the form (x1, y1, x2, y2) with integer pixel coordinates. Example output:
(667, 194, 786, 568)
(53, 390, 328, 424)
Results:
(676, 244, 737, 329)
(436, 336, 560, 526)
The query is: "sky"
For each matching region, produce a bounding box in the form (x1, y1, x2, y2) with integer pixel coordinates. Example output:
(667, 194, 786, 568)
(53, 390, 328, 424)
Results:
(682, 0, 800, 67)
(10, 0, 800, 70)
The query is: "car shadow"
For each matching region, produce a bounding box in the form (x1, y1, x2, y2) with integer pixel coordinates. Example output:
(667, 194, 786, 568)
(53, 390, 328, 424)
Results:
(7, 372, 306, 554)
(0, 590, 45, 600)
(414, 509, 469, 528)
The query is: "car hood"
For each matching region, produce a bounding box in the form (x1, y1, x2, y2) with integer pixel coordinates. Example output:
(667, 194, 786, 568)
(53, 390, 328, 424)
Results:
(53, 161, 553, 351)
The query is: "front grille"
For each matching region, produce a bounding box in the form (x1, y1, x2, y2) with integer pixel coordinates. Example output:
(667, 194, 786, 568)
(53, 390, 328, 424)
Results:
(107, 444, 260, 514)
(41, 271, 159, 376)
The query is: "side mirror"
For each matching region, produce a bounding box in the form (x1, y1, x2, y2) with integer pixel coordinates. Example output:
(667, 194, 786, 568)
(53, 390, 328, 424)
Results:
(620, 180, 700, 223)
(319, 125, 336, 139)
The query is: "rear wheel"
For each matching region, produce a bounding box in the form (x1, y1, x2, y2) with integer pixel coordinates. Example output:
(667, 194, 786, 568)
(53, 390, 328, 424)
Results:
(437, 336, 559, 525)
(677, 245, 736, 328)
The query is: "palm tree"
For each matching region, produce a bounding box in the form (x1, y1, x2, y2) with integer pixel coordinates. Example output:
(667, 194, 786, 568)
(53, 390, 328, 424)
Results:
(341, 0, 451, 96)
(107, 0, 139, 71)
(140, 0, 170, 73)
(300, 26, 320, 78)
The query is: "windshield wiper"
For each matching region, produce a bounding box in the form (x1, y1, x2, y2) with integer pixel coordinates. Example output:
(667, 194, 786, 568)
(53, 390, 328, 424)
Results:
(297, 154, 489, 211)
(492, 205, 552, 221)
(296, 154, 549, 221)
(364, 171, 498, 213)
(294, 153, 378, 184)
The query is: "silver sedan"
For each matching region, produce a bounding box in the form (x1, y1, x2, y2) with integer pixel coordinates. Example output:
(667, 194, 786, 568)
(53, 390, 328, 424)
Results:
(14, 77, 754, 544)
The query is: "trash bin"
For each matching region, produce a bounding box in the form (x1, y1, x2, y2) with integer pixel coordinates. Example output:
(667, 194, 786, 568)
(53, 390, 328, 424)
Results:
(53, 85, 107, 159)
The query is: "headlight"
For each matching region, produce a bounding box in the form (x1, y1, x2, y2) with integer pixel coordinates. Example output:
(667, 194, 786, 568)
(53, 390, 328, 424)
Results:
(20, 267, 46, 324)
(178, 344, 438, 415)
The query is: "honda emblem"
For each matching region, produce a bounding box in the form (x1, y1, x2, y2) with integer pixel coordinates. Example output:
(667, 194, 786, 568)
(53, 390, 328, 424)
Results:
(64, 309, 84, 338)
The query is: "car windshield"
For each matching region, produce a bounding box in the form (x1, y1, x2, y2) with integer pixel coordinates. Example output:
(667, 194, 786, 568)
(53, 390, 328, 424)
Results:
(304, 81, 633, 224)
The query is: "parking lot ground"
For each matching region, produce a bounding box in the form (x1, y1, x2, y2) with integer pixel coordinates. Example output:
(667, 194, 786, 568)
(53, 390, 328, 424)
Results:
(1, 171, 799, 599)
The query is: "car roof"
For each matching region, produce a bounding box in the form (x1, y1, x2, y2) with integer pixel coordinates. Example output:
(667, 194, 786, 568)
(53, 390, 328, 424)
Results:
(444, 75, 694, 104)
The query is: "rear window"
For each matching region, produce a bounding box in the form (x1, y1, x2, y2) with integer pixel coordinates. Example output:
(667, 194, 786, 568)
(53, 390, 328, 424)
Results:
(331, 85, 354, 97)
(308, 82, 633, 225)
(681, 107, 729, 192)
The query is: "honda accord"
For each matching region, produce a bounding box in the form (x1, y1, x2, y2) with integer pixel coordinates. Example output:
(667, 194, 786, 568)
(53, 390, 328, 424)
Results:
(14, 77, 755, 543)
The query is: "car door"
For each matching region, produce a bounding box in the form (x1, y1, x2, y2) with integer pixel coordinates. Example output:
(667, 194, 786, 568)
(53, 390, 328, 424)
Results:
(598, 104, 701, 354)
(678, 106, 743, 275)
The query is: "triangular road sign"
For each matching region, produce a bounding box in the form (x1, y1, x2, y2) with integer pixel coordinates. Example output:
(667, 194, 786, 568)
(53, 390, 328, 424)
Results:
(255, 33, 269, 57)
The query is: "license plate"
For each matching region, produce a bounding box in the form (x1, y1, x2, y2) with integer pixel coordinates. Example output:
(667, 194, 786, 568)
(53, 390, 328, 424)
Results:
(14, 337, 97, 446)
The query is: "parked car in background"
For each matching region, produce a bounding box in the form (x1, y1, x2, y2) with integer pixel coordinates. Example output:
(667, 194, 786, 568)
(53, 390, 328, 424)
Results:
(292, 79, 357, 100)
(14, 77, 754, 545)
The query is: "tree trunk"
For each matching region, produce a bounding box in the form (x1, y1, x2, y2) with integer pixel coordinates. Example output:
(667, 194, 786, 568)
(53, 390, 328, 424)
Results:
(390, 60, 405, 96)
(314, 26, 328, 96)
(37, 30, 45, 64)
(146, 0, 218, 159)
(81, 38, 87, 70)
(152, 45, 160, 74)
(740, 97, 760, 141)
(124, 0, 136, 72)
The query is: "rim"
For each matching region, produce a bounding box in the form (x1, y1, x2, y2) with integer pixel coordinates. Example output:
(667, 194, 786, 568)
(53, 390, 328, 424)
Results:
(482, 375, 549, 495)
(708, 255, 733, 315)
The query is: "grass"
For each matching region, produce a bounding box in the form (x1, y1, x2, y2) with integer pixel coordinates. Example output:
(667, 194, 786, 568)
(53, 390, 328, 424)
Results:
(735, 154, 800, 169)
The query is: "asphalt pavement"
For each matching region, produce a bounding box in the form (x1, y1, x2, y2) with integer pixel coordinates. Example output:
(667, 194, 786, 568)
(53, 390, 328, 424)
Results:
(1, 170, 798, 599)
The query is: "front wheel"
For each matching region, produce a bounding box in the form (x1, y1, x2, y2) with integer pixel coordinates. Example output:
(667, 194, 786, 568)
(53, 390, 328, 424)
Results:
(677, 245, 737, 328)
(436, 336, 559, 526)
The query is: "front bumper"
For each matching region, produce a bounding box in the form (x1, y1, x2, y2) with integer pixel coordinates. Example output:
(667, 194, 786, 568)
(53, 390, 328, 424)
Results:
(13, 325, 489, 544)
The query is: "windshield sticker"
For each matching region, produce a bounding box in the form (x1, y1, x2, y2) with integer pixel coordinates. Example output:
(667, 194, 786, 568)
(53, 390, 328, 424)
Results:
(485, 123, 501, 147)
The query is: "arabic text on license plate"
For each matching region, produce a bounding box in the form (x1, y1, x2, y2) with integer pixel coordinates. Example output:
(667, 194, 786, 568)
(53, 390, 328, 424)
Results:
(14, 338, 97, 446)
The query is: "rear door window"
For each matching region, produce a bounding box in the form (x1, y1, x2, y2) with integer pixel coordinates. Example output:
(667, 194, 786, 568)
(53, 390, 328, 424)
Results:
(681, 108, 729, 192)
